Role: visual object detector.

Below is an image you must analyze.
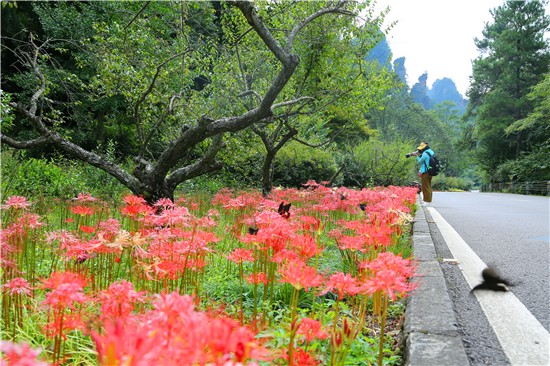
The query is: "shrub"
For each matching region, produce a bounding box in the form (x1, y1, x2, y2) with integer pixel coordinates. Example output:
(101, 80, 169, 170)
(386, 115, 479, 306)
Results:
(432, 174, 473, 191)
(494, 143, 550, 182)
(273, 141, 339, 187)
(1, 150, 127, 201)
(343, 140, 417, 188)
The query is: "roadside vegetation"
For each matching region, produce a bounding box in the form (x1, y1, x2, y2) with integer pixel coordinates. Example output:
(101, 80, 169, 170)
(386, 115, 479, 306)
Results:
(2, 184, 417, 365)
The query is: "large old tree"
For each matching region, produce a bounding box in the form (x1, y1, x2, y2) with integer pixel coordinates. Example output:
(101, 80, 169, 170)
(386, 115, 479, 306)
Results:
(2, 1, 387, 201)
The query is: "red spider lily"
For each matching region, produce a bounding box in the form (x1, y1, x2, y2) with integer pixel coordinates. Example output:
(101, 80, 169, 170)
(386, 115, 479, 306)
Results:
(153, 197, 175, 209)
(93, 293, 268, 365)
(92, 319, 161, 366)
(245, 272, 270, 286)
(296, 317, 328, 343)
(47, 231, 102, 260)
(291, 234, 322, 260)
(42, 272, 88, 310)
(293, 348, 320, 366)
(145, 228, 216, 279)
(282, 347, 320, 366)
(147, 206, 191, 227)
(145, 292, 267, 365)
(279, 260, 323, 291)
(320, 272, 360, 300)
(99, 280, 145, 320)
(79, 225, 95, 234)
(337, 234, 368, 252)
(2, 196, 31, 210)
(271, 248, 299, 264)
(211, 187, 234, 206)
(70, 205, 95, 216)
(2, 277, 32, 296)
(123, 194, 147, 206)
(334, 219, 395, 252)
(221, 190, 265, 211)
(204, 316, 264, 364)
(97, 218, 120, 241)
(43, 282, 88, 311)
(43, 312, 87, 339)
(358, 252, 417, 300)
(121, 195, 154, 218)
(227, 248, 254, 263)
(298, 215, 323, 234)
(41, 271, 89, 350)
(3, 214, 45, 236)
(301, 180, 322, 189)
(75, 192, 98, 202)
(41, 271, 87, 292)
(241, 210, 296, 253)
(0, 340, 49, 366)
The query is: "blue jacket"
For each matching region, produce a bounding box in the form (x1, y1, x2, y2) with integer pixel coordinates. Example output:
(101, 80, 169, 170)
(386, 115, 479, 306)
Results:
(417, 148, 434, 174)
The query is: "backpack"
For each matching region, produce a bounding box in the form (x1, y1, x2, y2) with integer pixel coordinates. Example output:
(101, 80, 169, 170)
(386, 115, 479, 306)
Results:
(426, 151, 440, 176)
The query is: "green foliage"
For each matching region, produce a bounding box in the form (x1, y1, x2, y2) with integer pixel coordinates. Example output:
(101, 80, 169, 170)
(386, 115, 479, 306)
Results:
(494, 143, 550, 182)
(342, 140, 417, 188)
(468, 0, 550, 181)
(0, 90, 14, 131)
(431, 174, 473, 192)
(505, 72, 550, 138)
(273, 141, 339, 187)
(1, 150, 128, 201)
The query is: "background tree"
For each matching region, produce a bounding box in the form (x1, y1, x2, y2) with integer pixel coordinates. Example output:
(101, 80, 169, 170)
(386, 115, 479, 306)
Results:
(2, 1, 391, 202)
(466, 0, 550, 181)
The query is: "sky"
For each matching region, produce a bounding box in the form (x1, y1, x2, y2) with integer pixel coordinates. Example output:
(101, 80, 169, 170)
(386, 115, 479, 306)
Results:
(373, 0, 507, 97)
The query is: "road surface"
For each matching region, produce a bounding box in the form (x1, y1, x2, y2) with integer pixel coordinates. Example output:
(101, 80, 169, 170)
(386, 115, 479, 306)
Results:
(425, 191, 549, 365)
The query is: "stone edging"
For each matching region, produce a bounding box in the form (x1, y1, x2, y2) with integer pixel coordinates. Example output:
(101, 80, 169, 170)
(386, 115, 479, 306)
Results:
(402, 200, 470, 365)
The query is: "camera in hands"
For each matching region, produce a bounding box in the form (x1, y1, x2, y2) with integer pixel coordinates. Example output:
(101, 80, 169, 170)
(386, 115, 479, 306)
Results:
(405, 151, 419, 158)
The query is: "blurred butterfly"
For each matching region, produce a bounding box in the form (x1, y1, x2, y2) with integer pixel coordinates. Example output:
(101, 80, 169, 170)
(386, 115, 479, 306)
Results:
(248, 226, 259, 235)
(278, 201, 291, 219)
(471, 266, 512, 293)
(359, 203, 367, 211)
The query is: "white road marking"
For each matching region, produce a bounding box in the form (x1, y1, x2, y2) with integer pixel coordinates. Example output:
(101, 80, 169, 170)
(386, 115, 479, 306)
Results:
(428, 207, 550, 366)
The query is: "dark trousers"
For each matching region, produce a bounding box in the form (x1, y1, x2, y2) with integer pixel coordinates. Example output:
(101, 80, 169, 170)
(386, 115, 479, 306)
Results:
(421, 173, 433, 202)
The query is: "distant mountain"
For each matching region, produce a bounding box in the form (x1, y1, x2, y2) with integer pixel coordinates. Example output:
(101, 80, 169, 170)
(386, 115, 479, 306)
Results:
(410, 73, 433, 110)
(393, 57, 407, 86)
(366, 37, 392, 66)
(428, 78, 467, 114)
(368, 38, 467, 115)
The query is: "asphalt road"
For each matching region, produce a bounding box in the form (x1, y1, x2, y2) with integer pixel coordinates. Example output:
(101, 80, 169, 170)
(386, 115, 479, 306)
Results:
(426, 191, 549, 365)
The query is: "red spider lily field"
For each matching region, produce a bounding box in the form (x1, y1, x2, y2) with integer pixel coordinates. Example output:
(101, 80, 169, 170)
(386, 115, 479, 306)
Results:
(1, 182, 418, 366)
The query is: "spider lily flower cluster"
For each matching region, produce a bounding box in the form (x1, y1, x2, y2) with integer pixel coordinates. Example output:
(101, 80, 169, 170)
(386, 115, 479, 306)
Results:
(1, 183, 418, 365)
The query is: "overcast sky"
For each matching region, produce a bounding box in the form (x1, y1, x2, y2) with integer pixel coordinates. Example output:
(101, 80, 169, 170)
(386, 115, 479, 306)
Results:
(373, 0, 507, 97)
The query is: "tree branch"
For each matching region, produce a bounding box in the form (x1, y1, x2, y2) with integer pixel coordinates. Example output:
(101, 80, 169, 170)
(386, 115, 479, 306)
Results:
(124, 1, 151, 30)
(234, 1, 292, 65)
(134, 50, 189, 143)
(286, 1, 355, 52)
(139, 93, 182, 156)
(1, 134, 52, 149)
(271, 96, 315, 111)
(6, 40, 145, 194)
(166, 134, 225, 187)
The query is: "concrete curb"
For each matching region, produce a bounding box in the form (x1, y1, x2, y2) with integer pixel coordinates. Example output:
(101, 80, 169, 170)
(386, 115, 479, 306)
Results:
(402, 200, 470, 366)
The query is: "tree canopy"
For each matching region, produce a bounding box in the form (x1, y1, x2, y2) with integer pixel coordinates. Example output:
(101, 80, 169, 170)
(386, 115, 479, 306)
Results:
(2, 1, 394, 201)
(467, 0, 550, 181)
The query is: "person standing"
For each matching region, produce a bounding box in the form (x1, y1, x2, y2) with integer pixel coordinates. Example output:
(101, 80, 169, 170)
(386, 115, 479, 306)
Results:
(414, 142, 435, 206)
